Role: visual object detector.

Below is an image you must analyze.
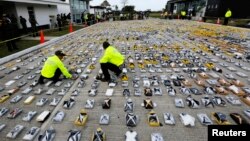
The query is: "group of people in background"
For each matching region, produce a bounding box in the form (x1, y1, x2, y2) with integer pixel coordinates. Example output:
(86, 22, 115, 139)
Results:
(80, 11, 149, 26)
(161, 8, 232, 25)
(161, 10, 193, 20)
(19, 15, 39, 37)
(161, 11, 174, 20)
(0, 12, 71, 52)
(1, 8, 233, 53)
(0, 13, 41, 52)
(0, 14, 19, 52)
(81, 12, 100, 26)
(119, 12, 149, 21)
(56, 13, 71, 31)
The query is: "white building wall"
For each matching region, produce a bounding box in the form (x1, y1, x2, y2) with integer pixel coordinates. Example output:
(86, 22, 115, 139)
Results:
(89, 8, 94, 14)
(35, 4, 58, 26)
(56, 0, 70, 14)
(96, 9, 105, 15)
(4, 0, 67, 5)
(15, 2, 58, 27)
(57, 3, 70, 14)
(15, 3, 30, 28)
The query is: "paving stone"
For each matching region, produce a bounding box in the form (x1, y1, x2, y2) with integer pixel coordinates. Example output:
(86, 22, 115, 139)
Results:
(0, 19, 250, 141)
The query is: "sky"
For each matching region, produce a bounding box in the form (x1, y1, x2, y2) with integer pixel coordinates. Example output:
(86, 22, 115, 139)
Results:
(90, 0, 168, 11)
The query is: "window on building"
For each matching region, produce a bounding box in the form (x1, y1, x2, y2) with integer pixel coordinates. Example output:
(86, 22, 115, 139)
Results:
(211, 5, 213, 9)
(215, 4, 218, 9)
(27, 7, 35, 19)
(71, 0, 88, 23)
(207, 5, 210, 9)
(79, 0, 84, 11)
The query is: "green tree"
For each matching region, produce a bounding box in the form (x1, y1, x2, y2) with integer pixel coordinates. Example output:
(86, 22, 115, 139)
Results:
(122, 5, 135, 13)
(121, 5, 135, 20)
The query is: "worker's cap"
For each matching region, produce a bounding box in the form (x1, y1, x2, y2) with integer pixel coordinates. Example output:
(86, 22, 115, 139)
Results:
(97, 128, 102, 132)
(2, 14, 7, 17)
(103, 41, 110, 49)
(55, 50, 66, 56)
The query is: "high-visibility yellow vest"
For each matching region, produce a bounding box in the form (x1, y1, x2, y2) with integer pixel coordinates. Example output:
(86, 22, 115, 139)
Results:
(164, 12, 168, 16)
(84, 14, 88, 20)
(181, 11, 186, 16)
(225, 10, 232, 18)
(100, 46, 124, 66)
(41, 55, 72, 78)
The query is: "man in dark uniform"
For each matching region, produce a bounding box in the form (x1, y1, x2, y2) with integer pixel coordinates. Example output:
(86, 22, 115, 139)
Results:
(2, 14, 18, 52)
(29, 16, 38, 37)
(20, 16, 28, 34)
(57, 14, 62, 31)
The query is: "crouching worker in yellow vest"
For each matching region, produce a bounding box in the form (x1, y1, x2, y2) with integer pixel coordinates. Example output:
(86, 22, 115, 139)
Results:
(97, 41, 125, 82)
(38, 50, 72, 84)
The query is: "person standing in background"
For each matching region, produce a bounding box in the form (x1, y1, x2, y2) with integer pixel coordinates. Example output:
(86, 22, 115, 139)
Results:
(20, 16, 28, 34)
(181, 10, 186, 19)
(164, 11, 168, 19)
(29, 16, 38, 37)
(2, 14, 18, 52)
(10, 14, 19, 40)
(57, 14, 62, 31)
(224, 8, 232, 25)
(84, 13, 88, 25)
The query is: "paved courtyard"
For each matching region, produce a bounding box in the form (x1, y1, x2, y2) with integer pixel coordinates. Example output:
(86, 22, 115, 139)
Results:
(0, 19, 250, 141)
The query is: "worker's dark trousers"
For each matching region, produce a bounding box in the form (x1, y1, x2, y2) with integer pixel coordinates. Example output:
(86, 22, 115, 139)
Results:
(224, 18, 229, 25)
(100, 63, 122, 80)
(6, 40, 18, 52)
(38, 68, 62, 84)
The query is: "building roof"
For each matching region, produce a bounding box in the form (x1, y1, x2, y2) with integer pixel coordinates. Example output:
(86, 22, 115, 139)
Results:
(90, 5, 106, 9)
(101, 0, 111, 7)
(2, 0, 67, 5)
(167, 0, 188, 4)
